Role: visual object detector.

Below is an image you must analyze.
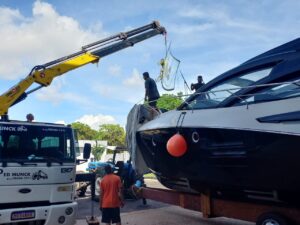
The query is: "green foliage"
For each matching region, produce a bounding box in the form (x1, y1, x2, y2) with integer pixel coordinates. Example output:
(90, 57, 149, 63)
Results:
(157, 93, 183, 110)
(71, 122, 126, 158)
(96, 124, 126, 147)
(92, 145, 105, 161)
(143, 173, 156, 179)
(71, 122, 97, 140)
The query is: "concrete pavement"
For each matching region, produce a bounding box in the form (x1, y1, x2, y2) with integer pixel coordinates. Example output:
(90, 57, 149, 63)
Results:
(76, 202, 253, 225)
(75, 178, 254, 225)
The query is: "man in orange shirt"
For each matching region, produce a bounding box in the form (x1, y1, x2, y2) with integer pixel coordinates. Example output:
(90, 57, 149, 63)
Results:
(99, 164, 124, 225)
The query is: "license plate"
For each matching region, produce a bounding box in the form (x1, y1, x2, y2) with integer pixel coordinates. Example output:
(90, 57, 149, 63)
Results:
(11, 210, 35, 221)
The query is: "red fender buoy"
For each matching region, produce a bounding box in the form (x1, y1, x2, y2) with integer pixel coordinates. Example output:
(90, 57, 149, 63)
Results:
(166, 133, 187, 157)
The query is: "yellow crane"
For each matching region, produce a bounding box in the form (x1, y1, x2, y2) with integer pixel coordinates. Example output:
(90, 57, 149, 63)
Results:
(0, 21, 166, 120)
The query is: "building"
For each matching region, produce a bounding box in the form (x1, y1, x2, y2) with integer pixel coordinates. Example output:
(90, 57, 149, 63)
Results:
(76, 140, 130, 172)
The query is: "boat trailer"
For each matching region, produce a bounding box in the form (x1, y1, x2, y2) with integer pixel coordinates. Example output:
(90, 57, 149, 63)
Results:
(137, 187, 300, 225)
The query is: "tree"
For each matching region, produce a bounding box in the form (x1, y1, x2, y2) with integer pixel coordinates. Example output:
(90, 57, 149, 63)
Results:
(92, 144, 105, 161)
(157, 93, 183, 111)
(71, 122, 97, 140)
(96, 124, 126, 146)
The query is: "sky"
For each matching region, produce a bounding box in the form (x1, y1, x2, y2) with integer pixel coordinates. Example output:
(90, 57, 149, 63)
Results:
(0, 0, 300, 129)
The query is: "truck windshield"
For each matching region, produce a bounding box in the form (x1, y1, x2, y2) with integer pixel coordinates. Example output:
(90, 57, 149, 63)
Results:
(0, 124, 75, 163)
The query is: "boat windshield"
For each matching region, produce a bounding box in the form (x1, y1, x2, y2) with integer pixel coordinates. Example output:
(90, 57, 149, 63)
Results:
(0, 124, 75, 163)
(234, 77, 300, 105)
(182, 67, 273, 110)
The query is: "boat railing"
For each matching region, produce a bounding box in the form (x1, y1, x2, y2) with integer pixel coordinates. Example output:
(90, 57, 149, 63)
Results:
(181, 80, 300, 110)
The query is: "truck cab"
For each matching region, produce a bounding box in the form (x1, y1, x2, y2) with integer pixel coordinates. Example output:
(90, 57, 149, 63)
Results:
(0, 121, 81, 225)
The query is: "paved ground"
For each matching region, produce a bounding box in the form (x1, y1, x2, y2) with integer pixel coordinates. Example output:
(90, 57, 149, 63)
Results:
(76, 199, 254, 225)
(75, 179, 254, 225)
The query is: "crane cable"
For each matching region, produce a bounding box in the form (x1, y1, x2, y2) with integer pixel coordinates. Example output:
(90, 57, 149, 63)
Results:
(157, 34, 190, 95)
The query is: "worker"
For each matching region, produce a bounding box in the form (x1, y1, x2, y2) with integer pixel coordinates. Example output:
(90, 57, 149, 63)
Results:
(26, 113, 34, 122)
(143, 72, 160, 110)
(191, 75, 205, 91)
(99, 164, 124, 225)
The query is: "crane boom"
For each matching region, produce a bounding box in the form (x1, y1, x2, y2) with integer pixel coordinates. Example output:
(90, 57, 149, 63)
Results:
(0, 21, 166, 119)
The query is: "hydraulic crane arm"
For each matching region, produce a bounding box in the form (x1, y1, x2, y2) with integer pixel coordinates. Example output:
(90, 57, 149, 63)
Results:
(0, 21, 166, 118)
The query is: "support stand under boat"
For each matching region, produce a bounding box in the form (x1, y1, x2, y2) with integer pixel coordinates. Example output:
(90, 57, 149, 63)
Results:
(86, 195, 99, 225)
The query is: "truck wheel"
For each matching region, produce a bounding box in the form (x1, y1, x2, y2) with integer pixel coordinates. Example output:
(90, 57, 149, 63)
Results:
(78, 187, 87, 197)
(256, 212, 288, 225)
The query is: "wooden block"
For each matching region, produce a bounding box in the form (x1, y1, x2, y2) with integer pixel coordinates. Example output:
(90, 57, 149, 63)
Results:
(86, 216, 100, 225)
(201, 191, 212, 218)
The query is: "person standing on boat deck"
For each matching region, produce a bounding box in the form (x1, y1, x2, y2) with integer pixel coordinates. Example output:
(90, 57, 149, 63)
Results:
(26, 113, 34, 122)
(143, 71, 160, 109)
(99, 164, 124, 225)
(191, 75, 205, 91)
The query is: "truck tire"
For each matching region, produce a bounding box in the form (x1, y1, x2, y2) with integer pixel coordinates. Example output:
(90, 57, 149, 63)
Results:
(256, 212, 288, 225)
(78, 188, 86, 197)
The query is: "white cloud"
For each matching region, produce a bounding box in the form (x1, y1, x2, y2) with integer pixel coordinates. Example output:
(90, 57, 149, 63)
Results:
(54, 120, 66, 125)
(169, 22, 214, 38)
(0, 1, 106, 80)
(35, 80, 64, 105)
(93, 84, 144, 104)
(0, 7, 23, 25)
(108, 64, 121, 76)
(167, 3, 280, 50)
(35, 79, 93, 106)
(92, 68, 144, 104)
(122, 68, 144, 87)
(178, 5, 265, 31)
(76, 114, 117, 130)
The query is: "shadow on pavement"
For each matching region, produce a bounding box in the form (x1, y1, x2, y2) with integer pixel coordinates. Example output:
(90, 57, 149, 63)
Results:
(76, 196, 170, 219)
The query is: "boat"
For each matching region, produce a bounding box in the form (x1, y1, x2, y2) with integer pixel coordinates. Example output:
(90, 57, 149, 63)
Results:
(135, 38, 300, 205)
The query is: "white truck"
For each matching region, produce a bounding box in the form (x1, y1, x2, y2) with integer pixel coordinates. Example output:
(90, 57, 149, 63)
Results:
(0, 21, 166, 225)
(0, 121, 90, 225)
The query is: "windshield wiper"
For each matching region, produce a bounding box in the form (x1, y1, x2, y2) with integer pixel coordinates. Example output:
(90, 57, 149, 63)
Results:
(44, 156, 64, 166)
(27, 154, 64, 166)
(0, 159, 37, 167)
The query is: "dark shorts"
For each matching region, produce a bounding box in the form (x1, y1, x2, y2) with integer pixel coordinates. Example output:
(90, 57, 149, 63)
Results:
(101, 207, 121, 223)
(149, 97, 158, 108)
